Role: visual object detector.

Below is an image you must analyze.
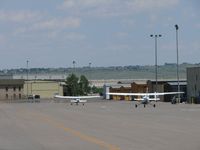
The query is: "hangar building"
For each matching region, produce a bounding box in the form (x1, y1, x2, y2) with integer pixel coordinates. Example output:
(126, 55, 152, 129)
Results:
(24, 80, 65, 99)
(187, 67, 200, 103)
(104, 79, 186, 102)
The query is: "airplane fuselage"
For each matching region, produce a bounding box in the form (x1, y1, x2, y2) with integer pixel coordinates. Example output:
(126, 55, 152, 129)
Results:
(141, 98, 149, 105)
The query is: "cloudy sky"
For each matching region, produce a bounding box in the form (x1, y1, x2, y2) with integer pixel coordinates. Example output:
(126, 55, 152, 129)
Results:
(0, 0, 199, 69)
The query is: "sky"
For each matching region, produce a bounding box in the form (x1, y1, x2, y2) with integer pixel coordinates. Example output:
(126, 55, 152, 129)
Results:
(0, 0, 199, 69)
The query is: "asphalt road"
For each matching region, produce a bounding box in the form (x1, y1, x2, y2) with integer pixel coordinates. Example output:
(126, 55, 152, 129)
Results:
(0, 100, 200, 150)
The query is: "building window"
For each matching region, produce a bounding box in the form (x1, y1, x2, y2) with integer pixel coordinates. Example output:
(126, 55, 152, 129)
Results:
(19, 94, 21, 99)
(5, 94, 8, 99)
(13, 87, 16, 91)
(19, 87, 21, 91)
(5, 87, 8, 92)
(13, 94, 16, 99)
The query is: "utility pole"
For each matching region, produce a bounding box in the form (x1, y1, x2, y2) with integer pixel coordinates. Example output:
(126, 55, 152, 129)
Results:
(26, 60, 29, 99)
(73, 60, 76, 74)
(150, 34, 162, 93)
(175, 24, 180, 103)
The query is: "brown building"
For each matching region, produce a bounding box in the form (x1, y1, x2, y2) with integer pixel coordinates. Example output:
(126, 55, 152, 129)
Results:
(0, 79, 24, 101)
(109, 80, 148, 101)
(109, 84, 132, 100)
(148, 80, 186, 102)
(105, 79, 186, 102)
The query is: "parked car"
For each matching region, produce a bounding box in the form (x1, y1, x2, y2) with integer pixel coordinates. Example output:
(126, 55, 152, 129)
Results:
(28, 95, 34, 99)
(27, 94, 40, 103)
(34, 95, 40, 103)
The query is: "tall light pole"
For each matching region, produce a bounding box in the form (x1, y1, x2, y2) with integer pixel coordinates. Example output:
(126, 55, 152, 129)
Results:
(26, 60, 29, 98)
(89, 62, 92, 68)
(89, 62, 92, 93)
(89, 62, 92, 80)
(175, 24, 180, 103)
(150, 34, 162, 93)
(72, 60, 76, 74)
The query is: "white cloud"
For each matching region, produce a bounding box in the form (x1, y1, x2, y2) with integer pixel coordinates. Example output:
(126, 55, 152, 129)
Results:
(31, 17, 80, 30)
(192, 42, 200, 51)
(115, 32, 129, 38)
(127, 0, 179, 11)
(195, 23, 200, 29)
(64, 32, 86, 40)
(0, 10, 43, 23)
(13, 17, 81, 37)
(0, 35, 6, 44)
(0, 10, 80, 35)
(60, 0, 112, 9)
(47, 32, 86, 41)
(59, 0, 179, 17)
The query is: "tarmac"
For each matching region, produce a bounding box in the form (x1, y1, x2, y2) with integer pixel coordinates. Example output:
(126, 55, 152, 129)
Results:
(0, 99, 200, 150)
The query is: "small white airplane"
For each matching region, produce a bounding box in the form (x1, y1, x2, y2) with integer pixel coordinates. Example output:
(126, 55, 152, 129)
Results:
(54, 95, 100, 105)
(107, 91, 184, 108)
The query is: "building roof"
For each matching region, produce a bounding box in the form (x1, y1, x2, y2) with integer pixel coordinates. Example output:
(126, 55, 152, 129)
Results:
(0, 79, 24, 86)
(167, 81, 187, 86)
(118, 79, 149, 84)
(0, 73, 13, 79)
(110, 84, 131, 89)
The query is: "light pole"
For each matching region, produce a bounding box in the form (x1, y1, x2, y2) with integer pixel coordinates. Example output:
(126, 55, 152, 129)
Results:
(175, 24, 180, 103)
(89, 62, 92, 93)
(72, 60, 76, 74)
(150, 34, 162, 93)
(26, 60, 29, 98)
(89, 62, 92, 68)
(89, 62, 92, 80)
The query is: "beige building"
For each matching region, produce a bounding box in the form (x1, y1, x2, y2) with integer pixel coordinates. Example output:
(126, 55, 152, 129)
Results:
(0, 79, 24, 100)
(24, 80, 64, 99)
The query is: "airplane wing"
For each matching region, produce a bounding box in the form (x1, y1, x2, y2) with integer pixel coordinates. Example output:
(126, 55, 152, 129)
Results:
(54, 95, 100, 104)
(107, 92, 148, 96)
(54, 95, 100, 99)
(150, 92, 184, 96)
(107, 92, 184, 96)
(134, 98, 160, 101)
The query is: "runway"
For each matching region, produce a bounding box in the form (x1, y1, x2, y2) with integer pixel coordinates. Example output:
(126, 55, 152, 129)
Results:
(0, 100, 200, 150)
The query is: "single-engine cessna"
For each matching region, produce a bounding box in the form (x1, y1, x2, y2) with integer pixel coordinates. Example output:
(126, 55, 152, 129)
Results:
(107, 91, 184, 108)
(54, 95, 100, 105)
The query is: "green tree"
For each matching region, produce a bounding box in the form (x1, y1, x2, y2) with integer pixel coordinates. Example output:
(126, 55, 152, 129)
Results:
(92, 86, 103, 95)
(65, 73, 80, 96)
(79, 75, 90, 95)
(65, 74, 90, 96)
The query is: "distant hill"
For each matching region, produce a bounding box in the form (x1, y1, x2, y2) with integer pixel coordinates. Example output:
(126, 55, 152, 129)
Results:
(2, 63, 200, 80)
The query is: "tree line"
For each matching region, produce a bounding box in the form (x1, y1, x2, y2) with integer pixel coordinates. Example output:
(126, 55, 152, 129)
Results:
(65, 73, 102, 96)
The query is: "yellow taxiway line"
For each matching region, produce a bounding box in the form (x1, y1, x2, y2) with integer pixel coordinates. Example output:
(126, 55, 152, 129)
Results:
(19, 109, 120, 150)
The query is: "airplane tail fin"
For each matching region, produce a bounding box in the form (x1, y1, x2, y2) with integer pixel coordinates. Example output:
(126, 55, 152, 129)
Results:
(146, 87, 149, 93)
